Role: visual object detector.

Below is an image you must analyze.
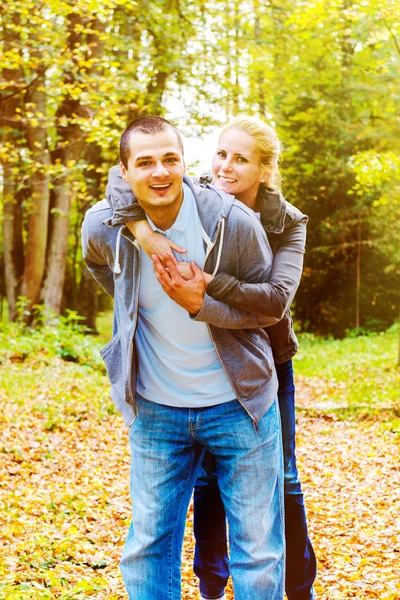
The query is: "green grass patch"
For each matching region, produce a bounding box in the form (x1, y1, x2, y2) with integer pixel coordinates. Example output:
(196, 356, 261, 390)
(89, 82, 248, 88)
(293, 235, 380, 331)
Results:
(294, 326, 400, 433)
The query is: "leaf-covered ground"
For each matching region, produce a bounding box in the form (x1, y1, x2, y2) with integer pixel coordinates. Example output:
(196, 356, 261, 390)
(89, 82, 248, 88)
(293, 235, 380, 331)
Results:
(1, 326, 399, 599)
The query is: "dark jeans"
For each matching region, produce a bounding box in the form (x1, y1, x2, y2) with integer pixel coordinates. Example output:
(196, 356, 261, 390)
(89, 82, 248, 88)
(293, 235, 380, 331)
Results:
(193, 360, 317, 600)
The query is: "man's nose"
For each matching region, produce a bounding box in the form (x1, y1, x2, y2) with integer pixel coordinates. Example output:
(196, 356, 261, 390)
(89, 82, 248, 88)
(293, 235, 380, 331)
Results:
(152, 162, 169, 177)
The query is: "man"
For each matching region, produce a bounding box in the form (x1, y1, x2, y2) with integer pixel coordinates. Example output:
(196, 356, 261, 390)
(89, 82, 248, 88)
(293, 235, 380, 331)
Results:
(81, 116, 284, 600)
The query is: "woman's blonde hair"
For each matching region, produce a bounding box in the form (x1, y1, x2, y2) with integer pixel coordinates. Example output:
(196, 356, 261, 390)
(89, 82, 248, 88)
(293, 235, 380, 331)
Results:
(220, 116, 282, 191)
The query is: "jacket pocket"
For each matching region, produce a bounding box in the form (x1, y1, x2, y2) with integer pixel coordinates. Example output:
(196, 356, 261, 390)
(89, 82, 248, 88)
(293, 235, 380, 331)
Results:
(216, 328, 274, 400)
(100, 331, 121, 360)
(100, 332, 126, 403)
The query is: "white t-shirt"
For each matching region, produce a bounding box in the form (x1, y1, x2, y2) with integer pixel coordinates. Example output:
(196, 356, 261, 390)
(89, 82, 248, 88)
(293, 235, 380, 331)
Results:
(135, 184, 234, 407)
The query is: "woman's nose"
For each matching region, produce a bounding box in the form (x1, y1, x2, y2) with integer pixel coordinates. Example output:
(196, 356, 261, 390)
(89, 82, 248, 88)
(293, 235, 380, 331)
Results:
(221, 158, 233, 171)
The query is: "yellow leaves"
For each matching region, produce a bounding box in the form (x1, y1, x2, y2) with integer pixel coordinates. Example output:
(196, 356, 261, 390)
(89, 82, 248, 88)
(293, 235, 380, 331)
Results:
(1, 332, 399, 599)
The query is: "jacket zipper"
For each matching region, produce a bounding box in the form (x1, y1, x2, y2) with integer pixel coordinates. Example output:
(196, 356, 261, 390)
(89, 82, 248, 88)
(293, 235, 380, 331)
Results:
(206, 323, 259, 432)
(204, 219, 259, 432)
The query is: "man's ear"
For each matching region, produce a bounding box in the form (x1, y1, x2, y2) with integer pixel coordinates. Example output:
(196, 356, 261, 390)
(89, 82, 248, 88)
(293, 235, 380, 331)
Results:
(120, 161, 129, 183)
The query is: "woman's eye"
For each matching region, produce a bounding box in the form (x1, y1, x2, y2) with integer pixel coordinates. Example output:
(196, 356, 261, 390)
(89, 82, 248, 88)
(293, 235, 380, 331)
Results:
(237, 157, 248, 163)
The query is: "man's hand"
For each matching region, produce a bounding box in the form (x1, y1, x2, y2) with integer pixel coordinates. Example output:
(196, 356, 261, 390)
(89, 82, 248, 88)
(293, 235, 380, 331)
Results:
(152, 253, 206, 314)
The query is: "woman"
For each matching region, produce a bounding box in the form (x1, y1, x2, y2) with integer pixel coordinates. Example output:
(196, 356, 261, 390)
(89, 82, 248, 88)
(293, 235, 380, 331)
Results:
(106, 116, 317, 600)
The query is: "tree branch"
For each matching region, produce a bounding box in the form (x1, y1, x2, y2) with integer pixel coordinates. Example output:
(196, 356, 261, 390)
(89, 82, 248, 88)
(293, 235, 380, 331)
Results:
(0, 73, 43, 104)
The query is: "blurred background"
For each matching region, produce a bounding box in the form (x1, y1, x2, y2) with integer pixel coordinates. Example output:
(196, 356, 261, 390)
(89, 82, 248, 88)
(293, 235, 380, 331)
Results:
(1, 0, 399, 340)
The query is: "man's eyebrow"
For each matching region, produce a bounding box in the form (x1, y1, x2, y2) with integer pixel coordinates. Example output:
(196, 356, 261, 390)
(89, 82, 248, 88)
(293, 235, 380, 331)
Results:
(135, 155, 152, 161)
(134, 151, 180, 162)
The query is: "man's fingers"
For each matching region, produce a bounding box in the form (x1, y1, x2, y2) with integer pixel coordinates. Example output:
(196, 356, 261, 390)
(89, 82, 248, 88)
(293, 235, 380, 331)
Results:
(152, 255, 173, 290)
(161, 253, 184, 282)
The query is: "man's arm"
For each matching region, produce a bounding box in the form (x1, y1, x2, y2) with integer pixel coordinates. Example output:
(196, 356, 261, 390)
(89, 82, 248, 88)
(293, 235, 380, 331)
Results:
(81, 216, 115, 298)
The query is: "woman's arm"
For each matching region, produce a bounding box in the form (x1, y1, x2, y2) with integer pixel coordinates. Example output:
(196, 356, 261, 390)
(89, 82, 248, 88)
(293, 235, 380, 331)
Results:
(106, 165, 145, 224)
(107, 166, 186, 259)
(206, 217, 307, 319)
(107, 164, 306, 320)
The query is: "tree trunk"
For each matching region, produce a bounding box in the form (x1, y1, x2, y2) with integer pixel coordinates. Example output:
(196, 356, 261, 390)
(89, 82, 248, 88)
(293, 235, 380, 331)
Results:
(1, 14, 25, 320)
(78, 266, 98, 332)
(21, 65, 50, 316)
(40, 12, 85, 316)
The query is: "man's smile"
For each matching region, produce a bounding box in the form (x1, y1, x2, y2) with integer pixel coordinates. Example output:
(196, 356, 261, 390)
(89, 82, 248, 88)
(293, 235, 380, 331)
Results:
(149, 183, 173, 194)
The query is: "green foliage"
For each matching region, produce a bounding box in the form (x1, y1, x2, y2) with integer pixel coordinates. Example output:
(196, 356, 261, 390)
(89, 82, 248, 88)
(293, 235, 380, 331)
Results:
(1, 0, 399, 335)
(0, 310, 104, 371)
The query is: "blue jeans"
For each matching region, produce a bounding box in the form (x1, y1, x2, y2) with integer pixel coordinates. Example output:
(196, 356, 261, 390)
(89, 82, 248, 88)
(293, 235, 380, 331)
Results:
(120, 395, 285, 600)
(193, 360, 317, 600)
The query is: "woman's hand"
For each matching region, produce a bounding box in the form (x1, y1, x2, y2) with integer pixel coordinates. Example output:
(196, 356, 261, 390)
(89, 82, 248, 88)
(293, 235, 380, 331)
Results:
(126, 220, 186, 262)
(176, 262, 195, 280)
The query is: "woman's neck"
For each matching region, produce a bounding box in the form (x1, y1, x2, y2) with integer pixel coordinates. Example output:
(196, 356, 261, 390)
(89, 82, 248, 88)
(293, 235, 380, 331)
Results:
(235, 187, 261, 212)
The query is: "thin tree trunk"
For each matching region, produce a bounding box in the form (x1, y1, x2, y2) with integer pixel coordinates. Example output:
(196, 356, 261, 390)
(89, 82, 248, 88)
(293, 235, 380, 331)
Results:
(253, 1, 266, 117)
(397, 286, 400, 367)
(356, 216, 361, 329)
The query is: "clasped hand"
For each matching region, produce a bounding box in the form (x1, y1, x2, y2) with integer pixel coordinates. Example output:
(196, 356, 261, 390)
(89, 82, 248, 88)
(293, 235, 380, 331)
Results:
(152, 253, 206, 314)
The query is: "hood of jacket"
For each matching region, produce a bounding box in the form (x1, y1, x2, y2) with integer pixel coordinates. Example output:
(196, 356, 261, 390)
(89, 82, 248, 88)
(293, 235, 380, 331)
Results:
(195, 171, 287, 234)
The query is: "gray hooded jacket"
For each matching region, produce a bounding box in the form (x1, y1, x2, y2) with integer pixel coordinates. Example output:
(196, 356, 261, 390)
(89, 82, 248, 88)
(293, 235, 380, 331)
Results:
(82, 177, 280, 427)
(106, 167, 308, 363)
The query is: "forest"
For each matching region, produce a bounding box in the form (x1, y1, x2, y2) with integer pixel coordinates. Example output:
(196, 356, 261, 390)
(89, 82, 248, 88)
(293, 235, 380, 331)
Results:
(1, 3, 400, 599)
(1, 0, 399, 338)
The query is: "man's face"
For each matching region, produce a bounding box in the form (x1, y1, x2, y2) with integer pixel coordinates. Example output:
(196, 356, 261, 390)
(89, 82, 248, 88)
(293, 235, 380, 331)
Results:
(121, 127, 185, 215)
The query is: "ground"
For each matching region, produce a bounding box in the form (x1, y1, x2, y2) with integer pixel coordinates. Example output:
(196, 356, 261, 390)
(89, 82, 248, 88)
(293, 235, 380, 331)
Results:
(0, 327, 399, 599)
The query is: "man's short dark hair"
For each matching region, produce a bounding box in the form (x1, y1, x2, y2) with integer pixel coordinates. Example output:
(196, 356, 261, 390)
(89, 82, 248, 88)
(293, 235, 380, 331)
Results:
(120, 116, 184, 169)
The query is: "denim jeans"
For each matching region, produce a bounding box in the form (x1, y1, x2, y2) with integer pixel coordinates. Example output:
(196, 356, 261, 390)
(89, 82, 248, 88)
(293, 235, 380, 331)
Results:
(193, 360, 317, 600)
(120, 395, 285, 600)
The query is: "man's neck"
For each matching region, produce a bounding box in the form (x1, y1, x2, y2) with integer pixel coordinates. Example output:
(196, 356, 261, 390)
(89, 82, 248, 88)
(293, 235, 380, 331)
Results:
(146, 189, 184, 231)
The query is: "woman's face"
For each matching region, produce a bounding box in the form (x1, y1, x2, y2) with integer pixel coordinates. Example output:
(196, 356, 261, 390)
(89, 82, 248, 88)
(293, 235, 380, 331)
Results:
(212, 127, 267, 207)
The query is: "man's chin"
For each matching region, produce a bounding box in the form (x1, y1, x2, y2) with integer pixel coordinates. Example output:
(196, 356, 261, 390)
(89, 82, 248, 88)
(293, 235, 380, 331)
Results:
(149, 194, 177, 207)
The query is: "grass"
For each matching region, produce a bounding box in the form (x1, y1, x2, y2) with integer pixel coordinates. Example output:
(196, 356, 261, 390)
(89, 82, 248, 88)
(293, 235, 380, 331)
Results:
(294, 326, 400, 408)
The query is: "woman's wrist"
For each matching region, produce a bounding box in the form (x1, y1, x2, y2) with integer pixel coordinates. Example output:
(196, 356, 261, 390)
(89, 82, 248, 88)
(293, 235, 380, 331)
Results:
(126, 219, 151, 239)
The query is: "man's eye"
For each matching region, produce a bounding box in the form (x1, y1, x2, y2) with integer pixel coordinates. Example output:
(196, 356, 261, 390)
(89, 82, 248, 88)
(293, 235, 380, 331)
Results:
(217, 151, 226, 158)
(166, 157, 178, 163)
(138, 161, 151, 167)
